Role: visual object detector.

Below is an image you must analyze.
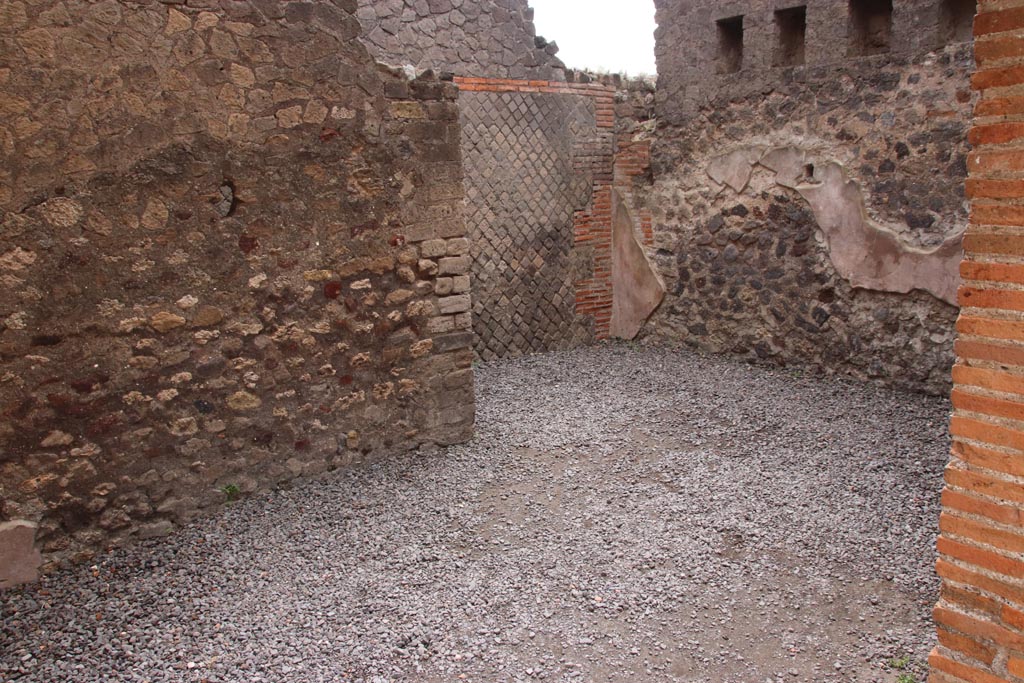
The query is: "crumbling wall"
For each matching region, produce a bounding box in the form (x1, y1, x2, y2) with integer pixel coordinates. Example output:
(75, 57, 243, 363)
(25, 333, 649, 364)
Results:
(356, 0, 565, 80)
(0, 0, 472, 576)
(649, 0, 973, 393)
(607, 76, 662, 339)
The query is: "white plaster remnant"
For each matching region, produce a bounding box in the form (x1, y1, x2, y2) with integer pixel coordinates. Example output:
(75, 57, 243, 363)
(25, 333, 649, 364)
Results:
(706, 148, 764, 193)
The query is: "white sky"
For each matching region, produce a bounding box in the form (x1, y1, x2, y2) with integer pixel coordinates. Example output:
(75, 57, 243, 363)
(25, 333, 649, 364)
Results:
(528, 0, 658, 76)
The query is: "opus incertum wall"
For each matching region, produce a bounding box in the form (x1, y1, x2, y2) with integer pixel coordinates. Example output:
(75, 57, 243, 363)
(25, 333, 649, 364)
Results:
(0, 0, 473, 584)
(651, 0, 975, 394)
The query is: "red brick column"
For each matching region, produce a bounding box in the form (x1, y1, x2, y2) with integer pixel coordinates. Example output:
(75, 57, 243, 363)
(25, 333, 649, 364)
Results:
(933, 3, 1024, 681)
(454, 77, 616, 339)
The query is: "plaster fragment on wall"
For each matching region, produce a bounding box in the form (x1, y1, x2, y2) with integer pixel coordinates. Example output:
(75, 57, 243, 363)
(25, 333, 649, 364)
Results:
(611, 191, 665, 339)
(0, 521, 42, 588)
(707, 147, 964, 306)
(706, 148, 764, 193)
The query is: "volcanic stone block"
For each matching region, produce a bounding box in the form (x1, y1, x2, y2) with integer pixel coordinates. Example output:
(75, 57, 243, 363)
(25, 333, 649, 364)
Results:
(0, 521, 42, 588)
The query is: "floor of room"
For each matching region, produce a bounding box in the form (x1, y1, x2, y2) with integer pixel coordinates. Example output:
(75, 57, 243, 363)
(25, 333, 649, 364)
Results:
(1, 344, 950, 683)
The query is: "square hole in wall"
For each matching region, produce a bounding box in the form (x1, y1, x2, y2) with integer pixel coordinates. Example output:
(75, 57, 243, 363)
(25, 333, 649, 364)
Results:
(940, 0, 976, 44)
(717, 15, 744, 74)
(774, 6, 807, 67)
(849, 0, 893, 56)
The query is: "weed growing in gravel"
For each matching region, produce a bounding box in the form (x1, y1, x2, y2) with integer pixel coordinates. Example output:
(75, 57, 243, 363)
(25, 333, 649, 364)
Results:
(888, 656, 910, 670)
(887, 656, 917, 683)
(221, 484, 241, 502)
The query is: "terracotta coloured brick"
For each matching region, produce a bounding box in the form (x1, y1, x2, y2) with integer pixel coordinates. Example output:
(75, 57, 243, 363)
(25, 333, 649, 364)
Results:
(953, 439, 1024, 478)
(938, 535, 1024, 580)
(930, 650, 1008, 683)
(943, 488, 1024, 527)
(976, 36, 1024, 66)
(976, 7, 1024, 38)
(936, 605, 1024, 654)
(973, 65, 1024, 91)
(937, 557, 1024, 608)
(953, 365, 1024, 397)
(941, 580, 1004, 617)
(956, 339, 1024, 366)
(969, 123, 1024, 146)
(1010, 656, 1024, 678)
(961, 261, 1024, 285)
(950, 415, 1024, 452)
(976, 95, 1024, 117)
(941, 512, 1024, 555)
(967, 179, 1024, 199)
(971, 204, 1024, 227)
(960, 287, 1024, 311)
(969, 150, 1024, 175)
(937, 626, 998, 666)
(953, 388, 1024, 422)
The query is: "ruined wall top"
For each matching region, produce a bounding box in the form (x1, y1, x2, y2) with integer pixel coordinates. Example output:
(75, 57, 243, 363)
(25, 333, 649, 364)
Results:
(356, 0, 566, 80)
(655, 0, 976, 118)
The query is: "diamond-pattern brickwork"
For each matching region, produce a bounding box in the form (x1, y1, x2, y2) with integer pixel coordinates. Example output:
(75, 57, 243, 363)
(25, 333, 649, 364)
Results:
(461, 90, 603, 360)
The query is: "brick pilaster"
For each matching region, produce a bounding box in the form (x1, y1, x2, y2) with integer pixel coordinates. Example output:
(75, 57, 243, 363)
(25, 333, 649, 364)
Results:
(934, 2, 1024, 682)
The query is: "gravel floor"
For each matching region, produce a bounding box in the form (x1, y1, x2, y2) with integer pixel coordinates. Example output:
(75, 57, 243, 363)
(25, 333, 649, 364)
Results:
(2, 344, 951, 683)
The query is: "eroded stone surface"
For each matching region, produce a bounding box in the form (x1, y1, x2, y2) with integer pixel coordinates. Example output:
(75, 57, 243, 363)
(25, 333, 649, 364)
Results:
(799, 163, 962, 306)
(355, 0, 566, 81)
(0, 1, 474, 570)
(461, 90, 601, 360)
(707, 148, 763, 194)
(0, 521, 42, 588)
(646, 7, 971, 394)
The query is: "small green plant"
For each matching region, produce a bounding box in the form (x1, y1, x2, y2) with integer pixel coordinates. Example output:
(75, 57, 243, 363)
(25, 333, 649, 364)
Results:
(221, 483, 241, 502)
(888, 656, 910, 670)
(887, 656, 916, 683)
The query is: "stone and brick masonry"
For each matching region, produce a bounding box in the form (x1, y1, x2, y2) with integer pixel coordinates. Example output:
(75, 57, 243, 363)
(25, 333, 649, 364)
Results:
(355, 0, 641, 358)
(932, 2, 1024, 680)
(457, 77, 617, 357)
(0, 0, 473, 579)
(1, 0, 1001, 597)
(356, 0, 566, 81)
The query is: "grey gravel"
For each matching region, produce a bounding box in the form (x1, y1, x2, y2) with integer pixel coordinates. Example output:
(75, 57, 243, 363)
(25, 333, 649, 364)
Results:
(1, 344, 949, 683)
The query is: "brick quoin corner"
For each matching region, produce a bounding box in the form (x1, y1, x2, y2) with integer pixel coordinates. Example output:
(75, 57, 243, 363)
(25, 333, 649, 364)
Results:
(934, 1, 1024, 681)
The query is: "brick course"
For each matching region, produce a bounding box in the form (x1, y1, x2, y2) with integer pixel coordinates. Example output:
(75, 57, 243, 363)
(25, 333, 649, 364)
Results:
(934, 0, 1024, 679)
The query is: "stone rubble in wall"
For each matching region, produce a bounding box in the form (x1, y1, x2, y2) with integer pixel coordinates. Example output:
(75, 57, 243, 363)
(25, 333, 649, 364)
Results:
(356, 0, 566, 80)
(644, 19, 973, 394)
(0, 0, 475, 574)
